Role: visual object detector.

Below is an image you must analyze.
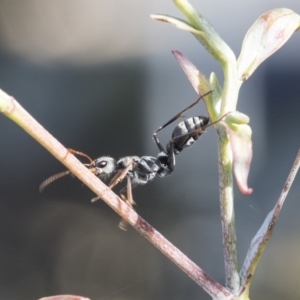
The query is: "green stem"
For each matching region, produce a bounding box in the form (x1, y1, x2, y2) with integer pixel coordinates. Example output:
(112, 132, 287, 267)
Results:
(173, 0, 242, 292)
(217, 125, 240, 293)
(174, 0, 201, 29)
(221, 62, 240, 115)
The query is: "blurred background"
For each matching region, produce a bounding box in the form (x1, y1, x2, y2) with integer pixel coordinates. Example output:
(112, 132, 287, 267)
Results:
(0, 1, 299, 299)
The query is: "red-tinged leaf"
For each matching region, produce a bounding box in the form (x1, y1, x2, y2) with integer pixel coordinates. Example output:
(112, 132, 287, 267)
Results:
(152, 12, 235, 67)
(225, 122, 253, 195)
(172, 50, 210, 94)
(172, 50, 222, 121)
(237, 8, 300, 80)
(150, 14, 202, 35)
(38, 295, 90, 300)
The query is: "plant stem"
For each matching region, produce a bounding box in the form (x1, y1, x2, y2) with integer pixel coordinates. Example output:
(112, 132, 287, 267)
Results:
(217, 125, 240, 293)
(220, 62, 240, 115)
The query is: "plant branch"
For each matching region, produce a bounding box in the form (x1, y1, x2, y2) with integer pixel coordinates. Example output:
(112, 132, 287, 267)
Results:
(0, 89, 233, 300)
(239, 147, 300, 294)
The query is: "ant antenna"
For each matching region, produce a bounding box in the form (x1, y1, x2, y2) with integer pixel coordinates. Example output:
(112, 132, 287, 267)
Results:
(39, 149, 94, 192)
(67, 148, 94, 163)
(39, 170, 71, 192)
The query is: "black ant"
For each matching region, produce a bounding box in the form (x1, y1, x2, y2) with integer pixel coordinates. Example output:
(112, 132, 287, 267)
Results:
(40, 91, 229, 229)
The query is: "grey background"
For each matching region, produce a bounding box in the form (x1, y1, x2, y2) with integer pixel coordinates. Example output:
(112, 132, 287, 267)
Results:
(0, 1, 300, 299)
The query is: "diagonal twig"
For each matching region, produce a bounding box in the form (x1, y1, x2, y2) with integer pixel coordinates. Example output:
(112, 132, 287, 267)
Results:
(239, 147, 300, 293)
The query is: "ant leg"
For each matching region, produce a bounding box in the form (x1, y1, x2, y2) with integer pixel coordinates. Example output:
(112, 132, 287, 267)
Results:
(152, 91, 212, 151)
(108, 160, 134, 189)
(154, 91, 213, 135)
(202, 111, 231, 130)
(119, 176, 136, 231)
(91, 159, 134, 203)
(164, 141, 176, 172)
(119, 177, 136, 207)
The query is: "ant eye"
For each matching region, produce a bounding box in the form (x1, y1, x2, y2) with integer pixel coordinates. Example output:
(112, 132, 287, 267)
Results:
(97, 160, 107, 168)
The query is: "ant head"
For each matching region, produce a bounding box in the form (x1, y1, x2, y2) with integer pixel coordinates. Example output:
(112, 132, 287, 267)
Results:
(89, 156, 117, 181)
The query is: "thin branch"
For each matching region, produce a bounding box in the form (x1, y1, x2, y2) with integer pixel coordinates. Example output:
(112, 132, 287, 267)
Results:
(239, 147, 300, 293)
(0, 89, 233, 300)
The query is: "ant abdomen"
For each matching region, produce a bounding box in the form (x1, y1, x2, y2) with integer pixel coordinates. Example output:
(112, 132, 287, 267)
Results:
(171, 116, 209, 153)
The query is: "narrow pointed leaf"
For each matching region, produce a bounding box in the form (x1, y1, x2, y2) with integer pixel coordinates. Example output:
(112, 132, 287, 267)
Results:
(172, 50, 210, 94)
(237, 8, 300, 80)
(172, 50, 221, 119)
(240, 210, 273, 287)
(151, 12, 235, 66)
(150, 14, 204, 36)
